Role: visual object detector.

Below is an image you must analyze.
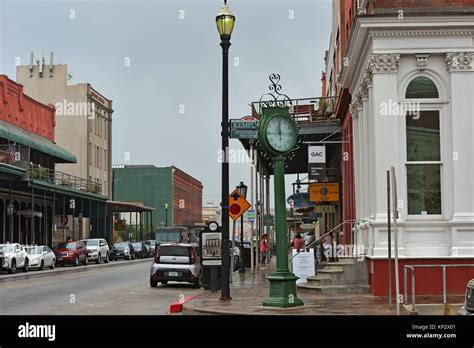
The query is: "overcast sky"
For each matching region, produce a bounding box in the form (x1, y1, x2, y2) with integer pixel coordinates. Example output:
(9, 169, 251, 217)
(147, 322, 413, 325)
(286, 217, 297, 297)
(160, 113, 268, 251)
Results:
(0, 0, 332, 206)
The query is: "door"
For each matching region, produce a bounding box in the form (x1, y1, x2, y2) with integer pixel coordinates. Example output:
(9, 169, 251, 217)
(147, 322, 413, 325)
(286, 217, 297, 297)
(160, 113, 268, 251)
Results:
(99, 239, 108, 260)
(16, 245, 25, 267)
(43, 246, 53, 266)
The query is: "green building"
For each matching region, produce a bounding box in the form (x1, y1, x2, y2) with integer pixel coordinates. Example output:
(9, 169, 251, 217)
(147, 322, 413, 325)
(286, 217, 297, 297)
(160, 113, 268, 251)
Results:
(112, 165, 203, 229)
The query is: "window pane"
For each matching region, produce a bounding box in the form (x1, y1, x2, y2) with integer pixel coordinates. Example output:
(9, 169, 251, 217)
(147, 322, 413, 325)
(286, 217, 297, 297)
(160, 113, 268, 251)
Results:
(406, 111, 440, 161)
(407, 164, 441, 215)
(406, 76, 439, 99)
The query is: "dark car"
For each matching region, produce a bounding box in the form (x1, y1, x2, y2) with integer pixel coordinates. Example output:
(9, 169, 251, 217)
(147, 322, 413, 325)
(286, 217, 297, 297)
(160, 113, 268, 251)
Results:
(114, 242, 135, 260)
(107, 239, 118, 261)
(54, 241, 89, 266)
(132, 242, 148, 259)
(144, 240, 157, 257)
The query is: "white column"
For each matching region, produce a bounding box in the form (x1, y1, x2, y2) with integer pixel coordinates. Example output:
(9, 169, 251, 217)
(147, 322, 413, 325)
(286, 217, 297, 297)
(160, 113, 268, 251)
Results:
(447, 52, 474, 256)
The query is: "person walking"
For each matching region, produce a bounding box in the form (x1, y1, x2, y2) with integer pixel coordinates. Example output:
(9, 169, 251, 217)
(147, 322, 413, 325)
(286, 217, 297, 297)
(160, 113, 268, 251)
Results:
(304, 231, 315, 250)
(260, 234, 268, 265)
(292, 233, 304, 252)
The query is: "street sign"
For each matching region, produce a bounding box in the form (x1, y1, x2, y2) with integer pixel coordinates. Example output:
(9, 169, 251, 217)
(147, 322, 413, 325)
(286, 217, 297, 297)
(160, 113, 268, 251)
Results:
(230, 117, 259, 139)
(314, 205, 336, 213)
(291, 249, 316, 284)
(228, 189, 251, 221)
(308, 145, 326, 181)
(264, 214, 274, 226)
(309, 183, 339, 202)
(247, 209, 256, 223)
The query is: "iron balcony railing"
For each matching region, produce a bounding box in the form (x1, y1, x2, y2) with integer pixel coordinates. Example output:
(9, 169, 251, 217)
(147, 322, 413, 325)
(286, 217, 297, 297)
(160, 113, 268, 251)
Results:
(0, 144, 30, 169)
(27, 163, 102, 194)
(251, 96, 339, 124)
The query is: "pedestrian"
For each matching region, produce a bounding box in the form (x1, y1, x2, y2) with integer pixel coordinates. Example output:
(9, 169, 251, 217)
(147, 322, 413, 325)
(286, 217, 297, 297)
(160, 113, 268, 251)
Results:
(260, 234, 268, 265)
(304, 231, 315, 250)
(292, 233, 304, 252)
(66, 236, 72, 242)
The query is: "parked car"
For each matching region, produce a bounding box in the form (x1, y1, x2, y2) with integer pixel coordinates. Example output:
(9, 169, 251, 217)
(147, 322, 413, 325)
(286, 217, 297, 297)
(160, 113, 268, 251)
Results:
(144, 243, 154, 258)
(132, 242, 148, 259)
(0, 243, 29, 274)
(150, 243, 202, 288)
(144, 240, 157, 256)
(107, 239, 118, 261)
(114, 242, 135, 260)
(81, 238, 109, 264)
(25, 245, 56, 270)
(54, 241, 89, 266)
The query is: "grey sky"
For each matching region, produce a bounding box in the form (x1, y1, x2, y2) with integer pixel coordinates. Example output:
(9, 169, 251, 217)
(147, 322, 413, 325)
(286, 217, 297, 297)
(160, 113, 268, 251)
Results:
(0, 0, 332, 205)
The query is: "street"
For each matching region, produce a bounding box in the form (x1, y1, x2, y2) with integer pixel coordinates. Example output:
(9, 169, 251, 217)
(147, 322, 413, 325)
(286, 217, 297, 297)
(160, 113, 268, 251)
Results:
(0, 261, 202, 315)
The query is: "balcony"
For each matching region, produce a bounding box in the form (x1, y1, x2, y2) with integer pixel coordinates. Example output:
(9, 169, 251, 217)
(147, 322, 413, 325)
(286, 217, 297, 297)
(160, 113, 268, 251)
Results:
(27, 164, 102, 194)
(251, 96, 338, 124)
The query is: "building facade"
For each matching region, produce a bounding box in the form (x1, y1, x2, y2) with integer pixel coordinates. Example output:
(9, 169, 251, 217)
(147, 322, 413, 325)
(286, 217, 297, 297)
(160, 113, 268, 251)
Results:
(0, 75, 108, 246)
(113, 165, 203, 228)
(328, 0, 474, 295)
(16, 52, 113, 198)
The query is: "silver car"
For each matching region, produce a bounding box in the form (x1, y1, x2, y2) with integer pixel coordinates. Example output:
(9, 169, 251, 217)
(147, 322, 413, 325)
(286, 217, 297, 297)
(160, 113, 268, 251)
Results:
(150, 243, 202, 288)
(25, 245, 56, 270)
(81, 238, 110, 263)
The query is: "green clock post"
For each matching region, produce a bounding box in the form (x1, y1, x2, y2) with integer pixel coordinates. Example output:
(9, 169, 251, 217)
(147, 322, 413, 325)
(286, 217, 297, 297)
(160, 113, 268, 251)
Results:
(257, 75, 303, 308)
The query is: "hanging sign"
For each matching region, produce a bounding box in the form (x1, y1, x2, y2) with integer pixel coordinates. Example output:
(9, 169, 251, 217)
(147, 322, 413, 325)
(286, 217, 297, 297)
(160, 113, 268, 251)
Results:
(308, 145, 326, 181)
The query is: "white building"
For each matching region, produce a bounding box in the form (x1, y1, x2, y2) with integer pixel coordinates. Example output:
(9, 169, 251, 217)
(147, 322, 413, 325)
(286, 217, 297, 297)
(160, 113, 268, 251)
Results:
(342, 16, 474, 294)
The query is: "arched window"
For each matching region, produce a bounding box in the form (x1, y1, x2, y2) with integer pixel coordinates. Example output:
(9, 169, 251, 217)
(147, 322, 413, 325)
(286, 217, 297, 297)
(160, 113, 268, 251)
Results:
(405, 76, 439, 99)
(405, 75, 442, 215)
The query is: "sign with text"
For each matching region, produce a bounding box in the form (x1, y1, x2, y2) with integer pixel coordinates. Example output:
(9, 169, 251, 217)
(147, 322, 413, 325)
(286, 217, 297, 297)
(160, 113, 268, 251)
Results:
(309, 183, 339, 203)
(314, 205, 336, 214)
(230, 117, 259, 139)
(308, 145, 326, 181)
(201, 231, 222, 266)
(291, 249, 316, 284)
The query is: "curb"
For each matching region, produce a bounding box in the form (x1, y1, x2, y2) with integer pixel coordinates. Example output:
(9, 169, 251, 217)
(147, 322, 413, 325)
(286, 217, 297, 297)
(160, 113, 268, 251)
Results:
(0, 258, 152, 283)
(169, 295, 196, 315)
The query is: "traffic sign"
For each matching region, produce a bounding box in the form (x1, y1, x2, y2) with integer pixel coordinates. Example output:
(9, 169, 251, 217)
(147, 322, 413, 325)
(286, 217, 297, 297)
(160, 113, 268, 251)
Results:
(228, 189, 251, 221)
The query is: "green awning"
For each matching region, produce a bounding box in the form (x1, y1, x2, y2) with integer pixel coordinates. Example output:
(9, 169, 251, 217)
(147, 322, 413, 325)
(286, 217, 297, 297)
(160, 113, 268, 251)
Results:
(0, 120, 77, 163)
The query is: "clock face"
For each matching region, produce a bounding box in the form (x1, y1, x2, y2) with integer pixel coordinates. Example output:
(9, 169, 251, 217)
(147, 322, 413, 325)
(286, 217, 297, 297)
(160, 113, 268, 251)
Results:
(266, 116, 297, 153)
(208, 222, 219, 231)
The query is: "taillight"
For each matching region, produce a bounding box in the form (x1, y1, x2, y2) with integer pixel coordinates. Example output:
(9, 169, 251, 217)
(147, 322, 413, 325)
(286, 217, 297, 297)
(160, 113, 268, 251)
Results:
(190, 248, 197, 264)
(154, 247, 160, 263)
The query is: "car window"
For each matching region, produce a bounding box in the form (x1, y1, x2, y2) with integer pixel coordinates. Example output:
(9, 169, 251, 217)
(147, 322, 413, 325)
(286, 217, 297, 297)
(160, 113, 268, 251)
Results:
(57, 242, 77, 249)
(159, 246, 190, 257)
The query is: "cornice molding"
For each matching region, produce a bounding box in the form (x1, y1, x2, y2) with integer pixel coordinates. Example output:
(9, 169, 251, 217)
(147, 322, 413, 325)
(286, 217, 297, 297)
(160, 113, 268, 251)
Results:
(369, 31, 474, 39)
(367, 53, 401, 73)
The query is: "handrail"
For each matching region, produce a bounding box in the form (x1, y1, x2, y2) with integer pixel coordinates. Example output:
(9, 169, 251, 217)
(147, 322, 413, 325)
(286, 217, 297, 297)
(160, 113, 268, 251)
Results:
(289, 219, 363, 261)
(404, 264, 474, 311)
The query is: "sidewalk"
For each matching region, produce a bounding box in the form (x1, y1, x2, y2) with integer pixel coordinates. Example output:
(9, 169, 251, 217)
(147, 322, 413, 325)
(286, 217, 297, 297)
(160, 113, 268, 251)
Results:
(182, 260, 396, 315)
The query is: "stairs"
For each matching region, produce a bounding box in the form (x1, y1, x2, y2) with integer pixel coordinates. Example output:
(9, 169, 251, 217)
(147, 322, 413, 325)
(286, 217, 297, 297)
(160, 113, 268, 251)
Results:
(297, 258, 370, 294)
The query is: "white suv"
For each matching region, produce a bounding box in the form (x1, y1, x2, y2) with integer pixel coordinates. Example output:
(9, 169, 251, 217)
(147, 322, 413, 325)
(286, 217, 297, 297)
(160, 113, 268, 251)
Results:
(0, 243, 29, 274)
(81, 238, 109, 264)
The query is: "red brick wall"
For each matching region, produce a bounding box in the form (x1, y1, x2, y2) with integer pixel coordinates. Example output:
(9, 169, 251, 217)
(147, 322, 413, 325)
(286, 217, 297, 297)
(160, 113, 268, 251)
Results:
(0, 75, 55, 141)
(172, 167, 203, 226)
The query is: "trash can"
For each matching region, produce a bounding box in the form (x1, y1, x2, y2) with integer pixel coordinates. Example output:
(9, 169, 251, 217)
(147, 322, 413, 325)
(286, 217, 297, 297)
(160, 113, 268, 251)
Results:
(201, 265, 221, 290)
(243, 242, 256, 268)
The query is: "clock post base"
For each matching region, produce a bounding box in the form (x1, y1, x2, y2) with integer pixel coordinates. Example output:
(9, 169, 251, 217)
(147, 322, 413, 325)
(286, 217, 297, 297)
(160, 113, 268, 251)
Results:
(263, 271, 304, 308)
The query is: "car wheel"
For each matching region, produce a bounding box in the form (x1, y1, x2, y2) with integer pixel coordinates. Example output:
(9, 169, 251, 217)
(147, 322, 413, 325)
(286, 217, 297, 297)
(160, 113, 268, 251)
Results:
(96, 253, 102, 264)
(83, 256, 88, 265)
(150, 277, 158, 287)
(8, 259, 17, 274)
(22, 259, 29, 272)
(104, 252, 109, 263)
(50, 260, 56, 269)
(73, 256, 79, 267)
(39, 260, 44, 271)
(160, 281, 168, 285)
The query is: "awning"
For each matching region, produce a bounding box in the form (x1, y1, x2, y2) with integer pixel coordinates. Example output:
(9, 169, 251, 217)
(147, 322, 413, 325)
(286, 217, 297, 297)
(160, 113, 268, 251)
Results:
(0, 120, 77, 163)
(107, 200, 155, 213)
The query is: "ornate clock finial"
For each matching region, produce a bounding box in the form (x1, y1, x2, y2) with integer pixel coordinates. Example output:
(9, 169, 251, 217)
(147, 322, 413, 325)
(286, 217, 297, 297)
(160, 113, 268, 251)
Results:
(258, 74, 293, 109)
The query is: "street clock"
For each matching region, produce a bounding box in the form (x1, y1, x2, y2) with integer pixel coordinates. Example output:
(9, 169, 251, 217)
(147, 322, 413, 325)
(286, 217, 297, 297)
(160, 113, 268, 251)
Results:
(258, 108, 298, 156)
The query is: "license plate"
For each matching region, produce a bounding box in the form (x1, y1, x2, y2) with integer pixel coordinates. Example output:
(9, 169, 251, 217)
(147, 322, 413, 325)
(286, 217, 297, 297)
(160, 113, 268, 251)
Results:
(168, 272, 179, 277)
(58, 257, 63, 261)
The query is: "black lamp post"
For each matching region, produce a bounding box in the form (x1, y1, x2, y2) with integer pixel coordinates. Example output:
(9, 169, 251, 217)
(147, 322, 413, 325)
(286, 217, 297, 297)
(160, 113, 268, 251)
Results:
(216, 0, 235, 301)
(236, 182, 247, 273)
(7, 202, 14, 243)
(78, 212, 83, 240)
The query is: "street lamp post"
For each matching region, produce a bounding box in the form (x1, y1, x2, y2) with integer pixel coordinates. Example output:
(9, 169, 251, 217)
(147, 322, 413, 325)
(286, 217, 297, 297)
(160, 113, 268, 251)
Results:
(164, 203, 168, 227)
(236, 182, 247, 273)
(216, 0, 235, 301)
